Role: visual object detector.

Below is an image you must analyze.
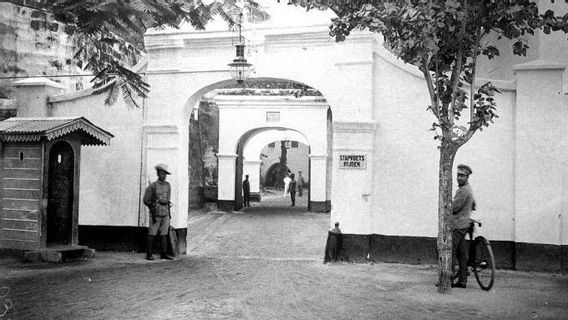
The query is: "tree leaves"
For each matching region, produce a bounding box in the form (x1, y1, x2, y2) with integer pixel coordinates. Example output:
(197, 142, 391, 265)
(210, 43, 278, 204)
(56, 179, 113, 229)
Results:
(293, 0, 567, 146)
(45, 0, 268, 107)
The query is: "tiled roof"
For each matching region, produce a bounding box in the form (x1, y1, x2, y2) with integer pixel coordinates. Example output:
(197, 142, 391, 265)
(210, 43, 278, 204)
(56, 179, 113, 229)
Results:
(0, 117, 114, 146)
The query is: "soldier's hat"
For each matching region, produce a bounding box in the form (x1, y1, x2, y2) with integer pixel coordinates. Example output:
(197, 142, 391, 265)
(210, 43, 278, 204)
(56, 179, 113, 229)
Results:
(457, 164, 472, 175)
(155, 163, 171, 175)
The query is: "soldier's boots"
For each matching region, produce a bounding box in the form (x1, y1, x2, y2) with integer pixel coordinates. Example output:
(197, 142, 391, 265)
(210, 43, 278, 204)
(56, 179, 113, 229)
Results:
(160, 236, 174, 260)
(146, 235, 155, 260)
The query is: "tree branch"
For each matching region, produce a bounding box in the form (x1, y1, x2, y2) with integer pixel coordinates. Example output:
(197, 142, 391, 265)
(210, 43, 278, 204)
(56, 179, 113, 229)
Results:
(470, 31, 480, 121)
(422, 56, 440, 120)
(449, 2, 467, 127)
(456, 125, 478, 149)
(448, 45, 463, 126)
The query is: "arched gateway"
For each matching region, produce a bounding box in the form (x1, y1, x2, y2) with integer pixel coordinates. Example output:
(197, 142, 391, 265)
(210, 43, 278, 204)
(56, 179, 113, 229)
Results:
(142, 10, 377, 238)
(216, 95, 330, 212)
(4, 2, 564, 271)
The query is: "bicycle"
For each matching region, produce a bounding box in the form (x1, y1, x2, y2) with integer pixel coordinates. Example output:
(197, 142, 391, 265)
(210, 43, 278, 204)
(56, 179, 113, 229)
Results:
(468, 219, 496, 291)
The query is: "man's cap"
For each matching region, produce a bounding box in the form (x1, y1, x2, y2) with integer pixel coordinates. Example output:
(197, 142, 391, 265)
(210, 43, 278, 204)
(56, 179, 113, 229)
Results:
(457, 164, 472, 175)
(155, 163, 171, 175)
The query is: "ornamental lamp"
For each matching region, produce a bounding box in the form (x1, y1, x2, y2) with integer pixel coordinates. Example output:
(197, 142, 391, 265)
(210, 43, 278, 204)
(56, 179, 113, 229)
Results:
(228, 15, 252, 84)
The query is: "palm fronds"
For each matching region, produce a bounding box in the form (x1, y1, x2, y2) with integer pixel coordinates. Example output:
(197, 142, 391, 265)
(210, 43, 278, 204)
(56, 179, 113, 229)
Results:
(45, 0, 270, 107)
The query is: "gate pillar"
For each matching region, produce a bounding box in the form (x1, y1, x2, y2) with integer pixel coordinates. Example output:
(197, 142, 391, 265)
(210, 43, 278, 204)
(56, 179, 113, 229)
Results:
(218, 153, 237, 211)
(309, 154, 329, 212)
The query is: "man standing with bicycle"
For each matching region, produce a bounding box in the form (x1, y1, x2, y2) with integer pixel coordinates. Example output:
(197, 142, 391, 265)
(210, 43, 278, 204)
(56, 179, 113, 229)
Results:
(451, 164, 476, 288)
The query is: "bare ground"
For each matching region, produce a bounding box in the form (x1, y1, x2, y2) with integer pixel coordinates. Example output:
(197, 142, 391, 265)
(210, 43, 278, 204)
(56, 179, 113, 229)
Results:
(1, 193, 567, 320)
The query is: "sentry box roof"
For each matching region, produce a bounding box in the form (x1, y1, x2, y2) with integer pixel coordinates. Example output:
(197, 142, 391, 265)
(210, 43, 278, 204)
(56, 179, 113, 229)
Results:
(0, 117, 114, 146)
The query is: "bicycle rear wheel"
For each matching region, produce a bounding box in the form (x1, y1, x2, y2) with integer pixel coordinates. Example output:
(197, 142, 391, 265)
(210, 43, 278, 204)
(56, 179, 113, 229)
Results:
(473, 236, 495, 291)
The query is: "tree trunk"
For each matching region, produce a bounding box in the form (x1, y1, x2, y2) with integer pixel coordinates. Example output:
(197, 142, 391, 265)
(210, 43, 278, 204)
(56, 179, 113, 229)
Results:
(437, 143, 456, 294)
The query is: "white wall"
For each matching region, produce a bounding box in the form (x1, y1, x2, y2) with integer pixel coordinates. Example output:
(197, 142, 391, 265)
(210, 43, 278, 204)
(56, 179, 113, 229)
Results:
(514, 62, 566, 245)
(141, 5, 567, 246)
(371, 54, 440, 238)
(370, 37, 566, 247)
(48, 91, 144, 227)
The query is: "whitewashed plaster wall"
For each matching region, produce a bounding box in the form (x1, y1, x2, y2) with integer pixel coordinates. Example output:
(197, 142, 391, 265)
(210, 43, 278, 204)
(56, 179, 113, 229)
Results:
(371, 45, 519, 243)
(48, 90, 145, 227)
(144, 2, 567, 241)
(371, 39, 566, 247)
(144, 24, 378, 231)
(513, 61, 566, 246)
(537, 0, 568, 81)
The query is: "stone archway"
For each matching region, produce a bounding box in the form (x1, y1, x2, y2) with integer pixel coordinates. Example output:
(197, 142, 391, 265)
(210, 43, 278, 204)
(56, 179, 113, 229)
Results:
(264, 162, 289, 189)
(234, 127, 312, 211)
(212, 94, 331, 212)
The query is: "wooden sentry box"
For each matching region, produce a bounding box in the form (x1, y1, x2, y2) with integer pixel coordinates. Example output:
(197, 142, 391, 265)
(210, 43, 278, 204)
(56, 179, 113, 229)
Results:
(0, 117, 113, 253)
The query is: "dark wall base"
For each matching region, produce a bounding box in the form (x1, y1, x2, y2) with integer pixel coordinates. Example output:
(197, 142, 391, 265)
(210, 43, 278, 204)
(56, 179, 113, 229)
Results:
(339, 234, 370, 262)
(0, 248, 26, 258)
(78, 225, 145, 252)
(490, 240, 516, 270)
(515, 242, 566, 272)
(218, 200, 234, 212)
(176, 228, 187, 255)
(370, 234, 438, 265)
(340, 233, 564, 273)
(309, 200, 331, 213)
(78, 225, 187, 254)
(71, 227, 566, 273)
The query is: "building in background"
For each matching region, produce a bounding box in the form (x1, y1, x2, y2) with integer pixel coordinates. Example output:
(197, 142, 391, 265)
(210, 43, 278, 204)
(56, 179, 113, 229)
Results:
(0, 1, 566, 272)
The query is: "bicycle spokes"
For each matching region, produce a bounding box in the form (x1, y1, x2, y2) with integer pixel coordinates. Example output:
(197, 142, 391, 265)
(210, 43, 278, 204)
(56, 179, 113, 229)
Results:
(473, 236, 495, 291)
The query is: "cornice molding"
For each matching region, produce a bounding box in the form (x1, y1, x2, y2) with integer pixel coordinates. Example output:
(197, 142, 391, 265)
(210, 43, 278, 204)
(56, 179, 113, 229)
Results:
(143, 125, 179, 133)
(334, 121, 378, 133)
(215, 95, 328, 108)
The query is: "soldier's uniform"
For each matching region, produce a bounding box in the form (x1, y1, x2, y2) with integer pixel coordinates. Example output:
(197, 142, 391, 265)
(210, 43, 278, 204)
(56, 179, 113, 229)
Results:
(451, 164, 476, 287)
(143, 164, 174, 260)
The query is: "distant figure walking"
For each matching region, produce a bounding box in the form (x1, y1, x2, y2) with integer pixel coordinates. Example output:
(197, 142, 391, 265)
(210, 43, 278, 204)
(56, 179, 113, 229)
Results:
(283, 173, 291, 195)
(297, 171, 305, 197)
(242, 175, 250, 207)
(289, 173, 297, 207)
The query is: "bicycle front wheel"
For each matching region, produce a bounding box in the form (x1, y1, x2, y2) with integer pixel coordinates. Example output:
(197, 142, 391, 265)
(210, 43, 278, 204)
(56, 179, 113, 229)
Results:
(473, 236, 495, 291)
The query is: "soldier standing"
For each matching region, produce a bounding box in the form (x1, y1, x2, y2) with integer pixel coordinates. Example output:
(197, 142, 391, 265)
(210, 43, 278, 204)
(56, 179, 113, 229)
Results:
(242, 175, 251, 207)
(143, 164, 174, 261)
(451, 164, 476, 288)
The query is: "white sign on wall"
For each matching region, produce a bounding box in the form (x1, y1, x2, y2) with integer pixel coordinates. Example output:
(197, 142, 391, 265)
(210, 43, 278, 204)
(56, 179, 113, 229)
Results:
(266, 111, 280, 122)
(339, 154, 367, 169)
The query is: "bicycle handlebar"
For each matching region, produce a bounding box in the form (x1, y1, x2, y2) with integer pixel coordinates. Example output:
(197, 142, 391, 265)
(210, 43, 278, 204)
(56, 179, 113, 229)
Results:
(470, 218, 482, 227)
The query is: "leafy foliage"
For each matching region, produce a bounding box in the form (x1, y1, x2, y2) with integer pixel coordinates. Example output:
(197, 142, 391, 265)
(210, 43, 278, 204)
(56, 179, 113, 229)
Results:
(45, 0, 269, 108)
(290, 0, 568, 293)
(291, 0, 567, 148)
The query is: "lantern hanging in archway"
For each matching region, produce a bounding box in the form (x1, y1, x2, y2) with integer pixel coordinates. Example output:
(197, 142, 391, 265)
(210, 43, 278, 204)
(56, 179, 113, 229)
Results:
(228, 14, 252, 84)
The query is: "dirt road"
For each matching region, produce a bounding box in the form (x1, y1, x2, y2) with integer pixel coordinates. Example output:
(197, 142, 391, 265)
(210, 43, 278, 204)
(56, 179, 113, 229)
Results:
(1, 193, 567, 319)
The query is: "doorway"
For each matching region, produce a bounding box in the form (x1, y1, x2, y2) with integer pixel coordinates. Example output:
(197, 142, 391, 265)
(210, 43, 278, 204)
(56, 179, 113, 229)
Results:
(47, 141, 75, 246)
